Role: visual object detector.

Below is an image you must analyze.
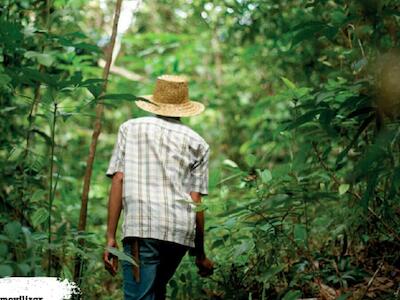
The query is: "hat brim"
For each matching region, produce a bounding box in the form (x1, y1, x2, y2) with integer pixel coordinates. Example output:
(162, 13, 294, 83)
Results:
(135, 95, 205, 117)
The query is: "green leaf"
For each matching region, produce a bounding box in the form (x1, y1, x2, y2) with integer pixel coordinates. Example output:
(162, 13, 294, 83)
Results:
(0, 264, 13, 277)
(169, 279, 177, 288)
(135, 96, 152, 103)
(286, 109, 326, 130)
(336, 114, 375, 166)
(211, 239, 224, 249)
(258, 265, 284, 283)
(257, 169, 272, 183)
(21, 227, 33, 249)
(223, 159, 239, 169)
(58, 111, 75, 122)
(291, 22, 325, 46)
(319, 108, 337, 136)
(331, 10, 347, 25)
(74, 42, 101, 53)
(193, 203, 208, 212)
(17, 263, 30, 276)
(80, 78, 105, 86)
(176, 199, 206, 211)
(337, 293, 351, 300)
(31, 190, 46, 203)
(0, 244, 8, 256)
(4, 221, 22, 239)
(346, 106, 374, 119)
(106, 246, 138, 266)
(0, 73, 12, 86)
(291, 21, 337, 47)
(339, 184, 350, 195)
(37, 53, 55, 67)
(0, 106, 17, 113)
(30, 128, 52, 145)
(294, 224, 307, 245)
(24, 51, 55, 67)
(245, 154, 257, 167)
(282, 290, 301, 300)
(0, 235, 10, 242)
(62, 265, 73, 280)
(281, 77, 296, 89)
(87, 84, 102, 98)
(31, 208, 49, 227)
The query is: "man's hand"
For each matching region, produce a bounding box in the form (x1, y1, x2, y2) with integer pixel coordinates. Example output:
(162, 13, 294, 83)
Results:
(195, 256, 214, 277)
(103, 238, 118, 276)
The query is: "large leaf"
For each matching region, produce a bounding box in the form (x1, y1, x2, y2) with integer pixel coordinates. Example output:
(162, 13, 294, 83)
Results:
(282, 290, 302, 300)
(339, 184, 350, 195)
(336, 114, 375, 166)
(0, 244, 8, 257)
(245, 154, 257, 167)
(258, 265, 284, 283)
(294, 224, 307, 245)
(291, 21, 336, 47)
(106, 246, 138, 266)
(24, 51, 55, 67)
(222, 159, 239, 169)
(31, 208, 49, 227)
(0, 265, 13, 277)
(281, 77, 296, 89)
(286, 108, 326, 130)
(259, 169, 272, 183)
(4, 221, 22, 239)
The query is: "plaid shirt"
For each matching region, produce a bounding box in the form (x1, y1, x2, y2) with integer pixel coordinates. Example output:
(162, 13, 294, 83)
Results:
(106, 116, 209, 247)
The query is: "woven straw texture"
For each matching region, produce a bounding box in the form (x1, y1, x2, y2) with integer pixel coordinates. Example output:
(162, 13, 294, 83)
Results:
(136, 75, 205, 117)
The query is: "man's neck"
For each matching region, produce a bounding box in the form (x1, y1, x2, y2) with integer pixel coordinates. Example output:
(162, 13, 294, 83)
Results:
(155, 114, 181, 122)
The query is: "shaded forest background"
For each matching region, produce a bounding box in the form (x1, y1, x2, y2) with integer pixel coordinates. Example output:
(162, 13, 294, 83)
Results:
(1, 0, 400, 299)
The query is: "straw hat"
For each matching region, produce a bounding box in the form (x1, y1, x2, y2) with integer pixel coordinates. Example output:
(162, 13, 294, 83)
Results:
(135, 75, 205, 117)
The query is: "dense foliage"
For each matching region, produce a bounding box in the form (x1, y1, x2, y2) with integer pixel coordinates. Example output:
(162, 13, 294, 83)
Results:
(1, 0, 399, 299)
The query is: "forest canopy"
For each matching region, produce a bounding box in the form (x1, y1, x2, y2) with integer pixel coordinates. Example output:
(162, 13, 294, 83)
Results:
(1, 0, 400, 299)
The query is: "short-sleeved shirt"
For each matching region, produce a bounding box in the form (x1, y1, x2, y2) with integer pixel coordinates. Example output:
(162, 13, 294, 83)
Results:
(106, 115, 209, 247)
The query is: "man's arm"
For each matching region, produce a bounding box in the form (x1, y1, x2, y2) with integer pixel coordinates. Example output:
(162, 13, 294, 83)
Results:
(103, 171, 123, 276)
(191, 191, 205, 258)
(190, 191, 214, 277)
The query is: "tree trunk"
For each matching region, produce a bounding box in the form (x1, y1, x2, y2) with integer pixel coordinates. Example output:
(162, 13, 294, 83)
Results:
(73, 0, 124, 286)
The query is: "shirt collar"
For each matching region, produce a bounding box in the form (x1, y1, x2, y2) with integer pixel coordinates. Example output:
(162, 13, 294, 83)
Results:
(154, 114, 182, 124)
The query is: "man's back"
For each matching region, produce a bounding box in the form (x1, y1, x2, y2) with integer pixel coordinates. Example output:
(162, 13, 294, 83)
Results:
(106, 115, 209, 247)
(104, 76, 214, 299)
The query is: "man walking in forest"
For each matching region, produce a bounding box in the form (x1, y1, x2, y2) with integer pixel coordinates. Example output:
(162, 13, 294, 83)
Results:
(103, 75, 214, 300)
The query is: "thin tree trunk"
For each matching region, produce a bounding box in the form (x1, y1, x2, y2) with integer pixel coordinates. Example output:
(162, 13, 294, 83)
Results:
(47, 101, 57, 276)
(73, 0, 124, 285)
(25, 0, 52, 158)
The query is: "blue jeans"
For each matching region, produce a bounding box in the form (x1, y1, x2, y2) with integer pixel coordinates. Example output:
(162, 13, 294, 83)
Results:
(122, 238, 188, 300)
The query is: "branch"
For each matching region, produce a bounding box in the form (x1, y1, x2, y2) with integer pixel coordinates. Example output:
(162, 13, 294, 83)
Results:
(358, 261, 384, 300)
(312, 142, 400, 242)
(98, 59, 144, 81)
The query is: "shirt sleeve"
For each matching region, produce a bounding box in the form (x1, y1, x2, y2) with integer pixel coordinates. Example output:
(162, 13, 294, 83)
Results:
(106, 124, 127, 178)
(189, 144, 210, 195)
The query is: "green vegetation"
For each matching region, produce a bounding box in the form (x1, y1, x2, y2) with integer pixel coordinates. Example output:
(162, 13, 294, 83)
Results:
(1, 0, 399, 299)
